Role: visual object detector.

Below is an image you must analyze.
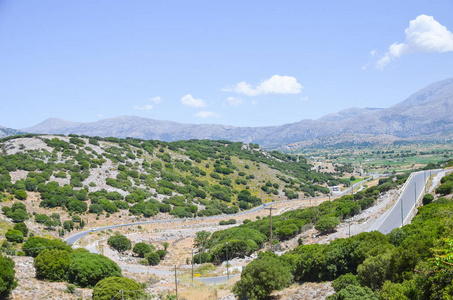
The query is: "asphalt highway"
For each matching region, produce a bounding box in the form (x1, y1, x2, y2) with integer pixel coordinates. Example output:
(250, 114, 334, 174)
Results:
(377, 169, 443, 234)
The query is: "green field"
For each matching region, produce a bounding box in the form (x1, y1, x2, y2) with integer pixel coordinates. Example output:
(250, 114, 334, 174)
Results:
(292, 142, 453, 173)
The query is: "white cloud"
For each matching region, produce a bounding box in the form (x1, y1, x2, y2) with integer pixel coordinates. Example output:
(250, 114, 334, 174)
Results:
(300, 96, 309, 102)
(370, 50, 377, 56)
(376, 15, 453, 68)
(226, 96, 243, 106)
(224, 75, 303, 96)
(149, 96, 162, 104)
(251, 100, 258, 105)
(195, 111, 219, 118)
(133, 104, 154, 111)
(181, 94, 207, 107)
(96, 114, 103, 117)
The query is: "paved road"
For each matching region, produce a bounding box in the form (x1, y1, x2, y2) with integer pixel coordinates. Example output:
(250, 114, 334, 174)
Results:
(62, 176, 376, 282)
(377, 169, 444, 234)
(195, 274, 238, 285)
(64, 176, 376, 246)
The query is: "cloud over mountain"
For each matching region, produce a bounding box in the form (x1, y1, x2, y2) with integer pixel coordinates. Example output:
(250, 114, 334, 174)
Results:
(377, 15, 453, 68)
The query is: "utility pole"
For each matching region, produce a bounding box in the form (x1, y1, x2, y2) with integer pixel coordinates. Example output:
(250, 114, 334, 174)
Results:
(414, 182, 417, 204)
(329, 195, 331, 213)
(191, 249, 194, 284)
(424, 171, 427, 193)
(348, 221, 351, 237)
(401, 198, 404, 227)
(121, 289, 124, 300)
(175, 265, 178, 299)
(226, 242, 229, 281)
(265, 207, 277, 252)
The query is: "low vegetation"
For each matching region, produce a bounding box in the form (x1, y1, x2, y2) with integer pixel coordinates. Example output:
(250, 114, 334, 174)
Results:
(0, 135, 340, 233)
(0, 254, 17, 299)
(233, 172, 453, 299)
(196, 176, 405, 263)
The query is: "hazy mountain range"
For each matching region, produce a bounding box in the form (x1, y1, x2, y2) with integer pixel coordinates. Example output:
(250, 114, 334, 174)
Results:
(0, 126, 24, 139)
(3, 78, 453, 148)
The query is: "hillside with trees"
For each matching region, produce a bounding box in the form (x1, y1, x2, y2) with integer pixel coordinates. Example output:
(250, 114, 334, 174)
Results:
(232, 172, 453, 300)
(0, 135, 339, 229)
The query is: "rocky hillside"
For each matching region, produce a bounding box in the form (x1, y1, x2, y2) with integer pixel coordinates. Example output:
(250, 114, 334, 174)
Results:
(0, 135, 336, 232)
(21, 78, 453, 148)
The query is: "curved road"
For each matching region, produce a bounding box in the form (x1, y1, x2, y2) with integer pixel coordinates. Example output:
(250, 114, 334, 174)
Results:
(64, 176, 377, 246)
(376, 169, 444, 234)
(62, 176, 376, 282)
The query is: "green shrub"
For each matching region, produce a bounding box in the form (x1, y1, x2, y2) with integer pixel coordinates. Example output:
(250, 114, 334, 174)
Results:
(436, 181, 453, 195)
(422, 194, 434, 205)
(108, 234, 131, 252)
(145, 252, 161, 266)
(193, 252, 212, 264)
(326, 285, 380, 300)
(13, 223, 28, 237)
(92, 276, 144, 300)
(5, 230, 24, 243)
(156, 249, 167, 259)
(315, 216, 340, 234)
(34, 249, 71, 281)
(233, 253, 292, 300)
(132, 243, 154, 258)
(331, 273, 360, 292)
(23, 237, 70, 257)
(67, 252, 121, 287)
(11, 209, 29, 222)
(14, 190, 27, 200)
(0, 255, 17, 298)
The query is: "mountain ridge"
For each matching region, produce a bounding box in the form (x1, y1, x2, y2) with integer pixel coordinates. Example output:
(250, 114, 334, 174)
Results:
(19, 78, 453, 147)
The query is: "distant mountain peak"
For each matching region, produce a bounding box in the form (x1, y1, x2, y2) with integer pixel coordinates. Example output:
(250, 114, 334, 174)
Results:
(319, 107, 383, 122)
(18, 78, 453, 148)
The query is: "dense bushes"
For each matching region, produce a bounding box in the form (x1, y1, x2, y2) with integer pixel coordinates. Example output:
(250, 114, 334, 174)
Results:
(24, 237, 122, 288)
(34, 248, 71, 281)
(67, 251, 122, 287)
(107, 234, 131, 252)
(201, 183, 388, 263)
(23, 237, 71, 257)
(0, 136, 335, 224)
(5, 230, 24, 243)
(2, 201, 29, 223)
(145, 252, 161, 266)
(0, 255, 17, 298)
(314, 216, 340, 234)
(233, 253, 293, 300)
(234, 185, 453, 299)
(132, 243, 154, 258)
(92, 277, 144, 300)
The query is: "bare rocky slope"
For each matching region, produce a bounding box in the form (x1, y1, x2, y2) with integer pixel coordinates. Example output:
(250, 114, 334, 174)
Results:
(21, 78, 453, 148)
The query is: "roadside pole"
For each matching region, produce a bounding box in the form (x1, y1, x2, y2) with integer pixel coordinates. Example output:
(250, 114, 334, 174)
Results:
(175, 265, 178, 299)
(401, 199, 404, 227)
(265, 207, 276, 252)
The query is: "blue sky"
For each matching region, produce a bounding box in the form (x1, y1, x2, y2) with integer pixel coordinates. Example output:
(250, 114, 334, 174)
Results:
(1, 0, 452, 129)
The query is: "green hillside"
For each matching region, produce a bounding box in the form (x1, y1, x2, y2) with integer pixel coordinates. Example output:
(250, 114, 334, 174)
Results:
(232, 172, 453, 300)
(0, 135, 336, 228)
